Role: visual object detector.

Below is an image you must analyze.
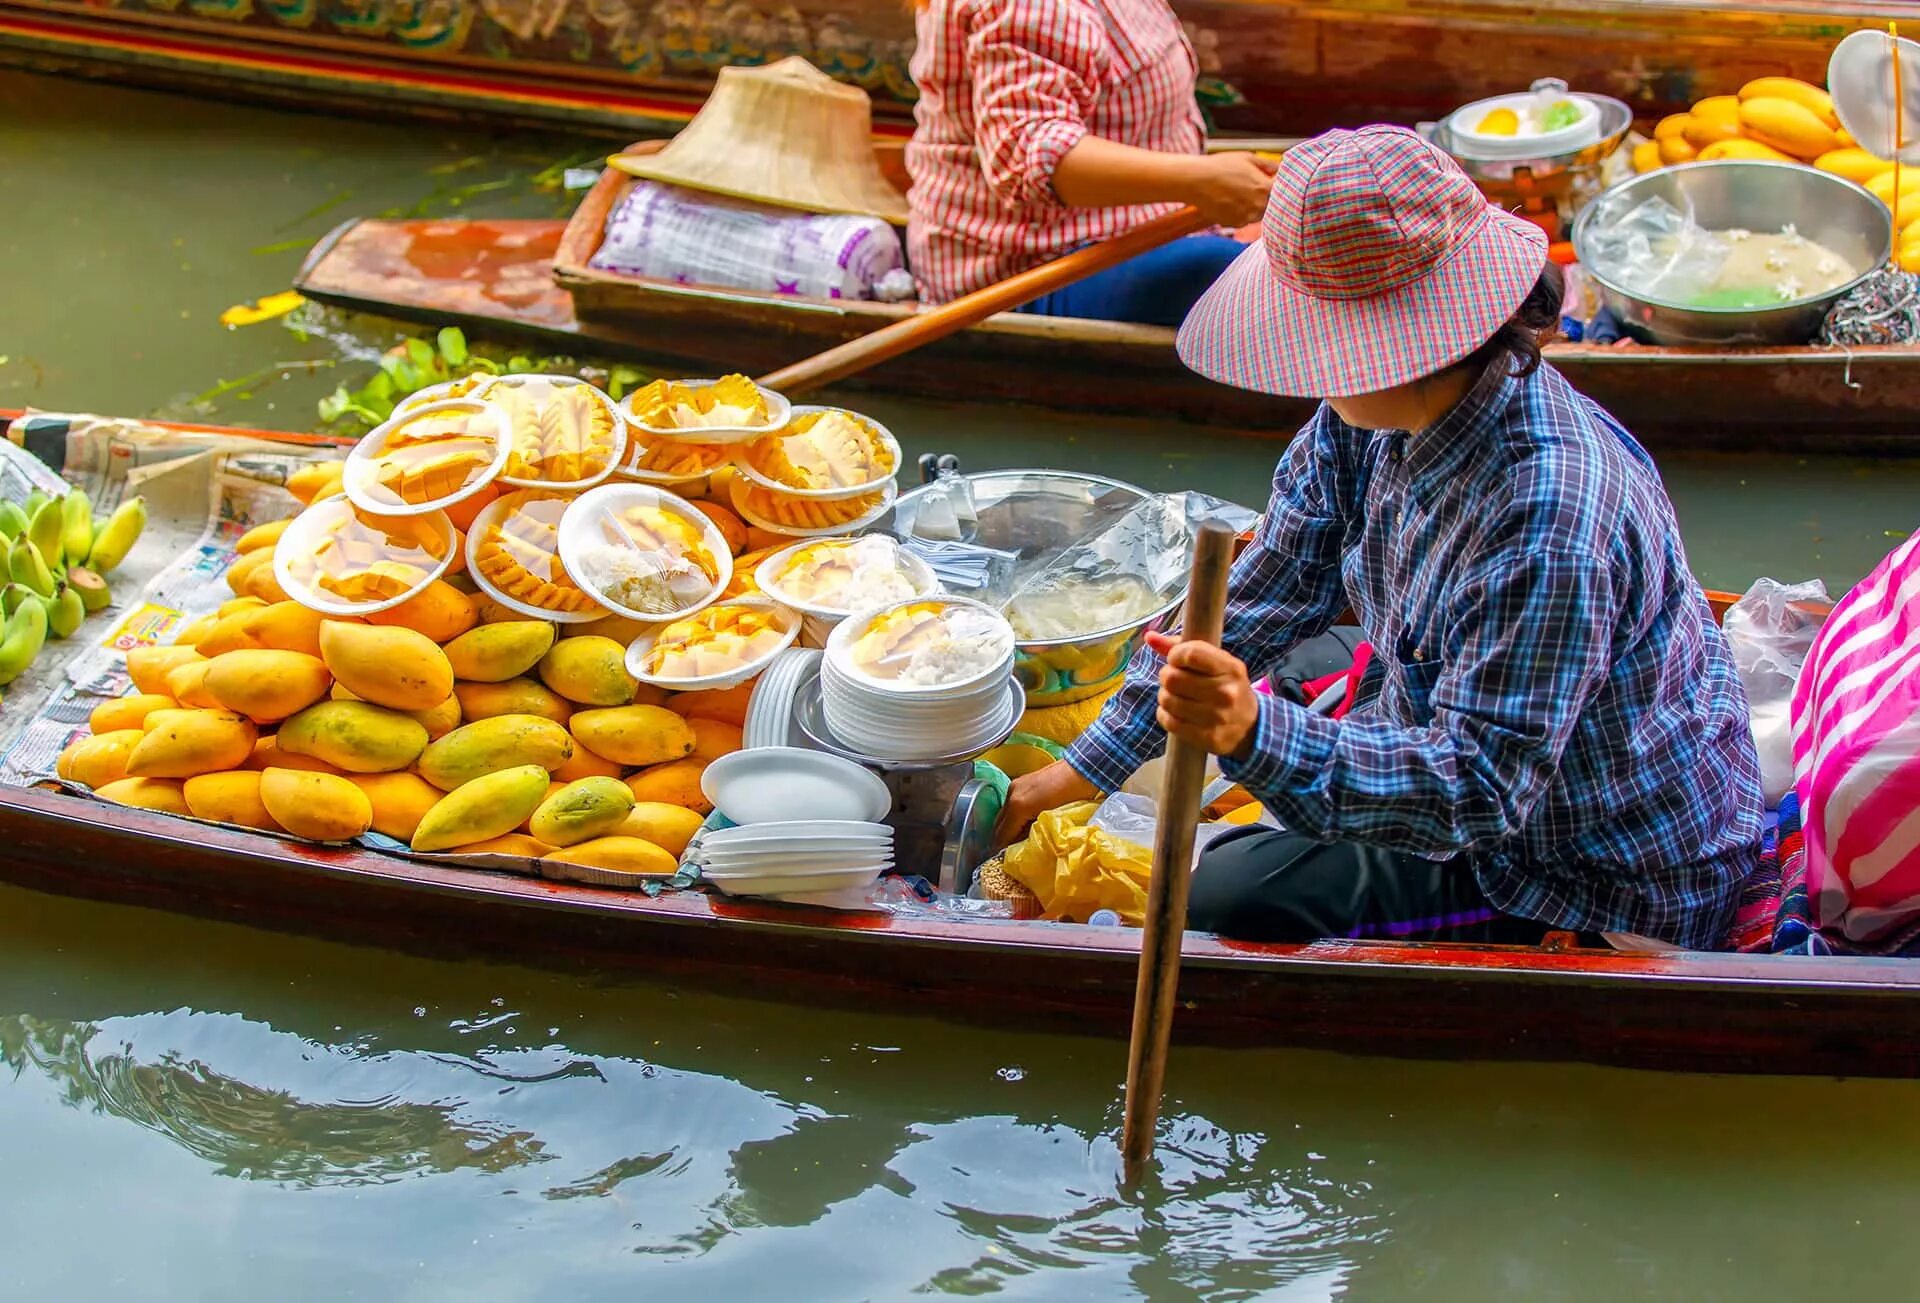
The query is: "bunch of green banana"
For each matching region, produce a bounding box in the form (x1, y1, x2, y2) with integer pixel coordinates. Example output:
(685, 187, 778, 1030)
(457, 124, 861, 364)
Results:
(0, 488, 149, 684)
(0, 596, 48, 686)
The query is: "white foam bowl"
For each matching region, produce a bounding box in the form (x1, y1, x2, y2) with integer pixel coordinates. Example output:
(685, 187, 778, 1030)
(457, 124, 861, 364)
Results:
(755, 536, 942, 647)
(731, 405, 904, 501)
(700, 750, 892, 825)
(555, 482, 732, 624)
(824, 595, 1018, 698)
(485, 374, 627, 491)
(625, 377, 792, 445)
(625, 595, 801, 692)
(343, 397, 512, 517)
(700, 819, 892, 844)
(708, 866, 885, 898)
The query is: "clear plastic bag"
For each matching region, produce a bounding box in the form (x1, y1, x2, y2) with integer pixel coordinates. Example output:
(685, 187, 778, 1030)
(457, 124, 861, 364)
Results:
(1723, 576, 1829, 804)
(1582, 194, 1730, 303)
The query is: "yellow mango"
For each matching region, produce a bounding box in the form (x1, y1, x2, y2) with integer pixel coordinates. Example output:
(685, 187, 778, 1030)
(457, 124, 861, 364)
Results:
(417, 713, 574, 791)
(127, 645, 205, 697)
(1867, 167, 1920, 205)
(1739, 97, 1837, 159)
(225, 549, 273, 598)
(235, 517, 290, 554)
(412, 694, 462, 740)
(126, 708, 257, 779)
(94, 776, 191, 816)
(442, 620, 556, 682)
(1739, 77, 1838, 128)
(346, 771, 445, 841)
(182, 770, 282, 832)
(235, 601, 331, 658)
(1697, 138, 1795, 163)
(455, 832, 553, 858)
(218, 595, 268, 620)
(318, 622, 454, 712)
(624, 757, 711, 814)
(276, 700, 430, 773)
(411, 763, 553, 851)
(246, 564, 291, 606)
(1820, 147, 1899, 185)
(570, 705, 695, 767)
(1631, 140, 1663, 173)
(58, 728, 145, 789)
(1682, 108, 1741, 150)
(687, 718, 743, 762)
(1653, 113, 1692, 141)
(204, 649, 333, 723)
(537, 635, 638, 707)
(667, 682, 752, 728)
(286, 460, 346, 506)
(1657, 134, 1697, 166)
(259, 767, 373, 841)
(549, 742, 624, 782)
(1691, 94, 1741, 122)
(528, 775, 635, 847)
(472, 594, 524, 624)
(364, 580, 477, 644)
(568, 613, 651, 643)
(453, 677, 573, 726)
(617, 801, 704, 856)
(632, 683, 672, 708)
(164, 659, 222, 710)
(89, 693, 178, 734)
(171, 614, 217, 648)
(540, 836, 678, 875)
(244, 735, 341, 774)
(1837, 126, 1856, 148)
(195, 607, 267, 658)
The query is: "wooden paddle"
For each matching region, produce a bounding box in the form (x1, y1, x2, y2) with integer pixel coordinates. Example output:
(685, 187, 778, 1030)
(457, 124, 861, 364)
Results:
(755, 205, 1207, 397)
(1121, 520, 1236, 1185)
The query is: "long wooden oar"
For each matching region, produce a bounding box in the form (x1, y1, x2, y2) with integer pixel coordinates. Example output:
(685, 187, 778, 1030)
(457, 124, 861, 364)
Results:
(756, 205, 1205, 398)
(1121, 520, 1235, 1184)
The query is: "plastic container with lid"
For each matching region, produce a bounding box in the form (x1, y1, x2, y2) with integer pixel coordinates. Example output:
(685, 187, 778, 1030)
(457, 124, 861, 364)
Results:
(625, 374, 791, 445)
(343, 398, 512, 516)
(729, 474, 896, 538)
(755, 534, 940, 646)
(735, 406, 901, 500)
(478, 374, 626, 490)
(556, 482, 732, 623)
(625, 595, 800, 690)
(466, 488, 607, 623)
(274, 496, 457, 617)
(827, 596, 1016, 695)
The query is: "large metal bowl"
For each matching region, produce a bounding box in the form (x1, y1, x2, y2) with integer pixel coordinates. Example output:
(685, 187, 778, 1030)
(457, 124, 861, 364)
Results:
(888, 469, 1188, 710)
(1571, 160, 1891, 345)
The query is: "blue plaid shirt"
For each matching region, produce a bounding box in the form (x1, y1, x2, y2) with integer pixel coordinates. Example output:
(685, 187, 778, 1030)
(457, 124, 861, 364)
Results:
(1067, 361, 1762, 948)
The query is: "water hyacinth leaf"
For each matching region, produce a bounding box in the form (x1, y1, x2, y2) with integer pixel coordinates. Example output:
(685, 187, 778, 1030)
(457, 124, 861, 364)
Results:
(403, 337, 439, 375)
(437, 327, 468, 368)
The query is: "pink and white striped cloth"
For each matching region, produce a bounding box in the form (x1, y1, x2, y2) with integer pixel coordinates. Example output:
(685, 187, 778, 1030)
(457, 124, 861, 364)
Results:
(1790, 530, 1920, 944)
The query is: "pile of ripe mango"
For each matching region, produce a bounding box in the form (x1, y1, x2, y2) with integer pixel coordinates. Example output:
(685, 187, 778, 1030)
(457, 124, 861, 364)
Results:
(55, 457, 795, 874)
(1632, 77, 1920, 268)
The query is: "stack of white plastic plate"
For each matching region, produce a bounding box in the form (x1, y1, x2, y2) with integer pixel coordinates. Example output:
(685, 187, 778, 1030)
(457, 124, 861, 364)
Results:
(741, 647, 822, 749)
(697, 820, 894, 898)
(821, 597, 1018, 761)
(696, 748, 893, 905)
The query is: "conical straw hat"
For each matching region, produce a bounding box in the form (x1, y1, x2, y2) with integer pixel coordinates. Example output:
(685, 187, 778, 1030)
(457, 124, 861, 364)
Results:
(608, 57, 909, 225)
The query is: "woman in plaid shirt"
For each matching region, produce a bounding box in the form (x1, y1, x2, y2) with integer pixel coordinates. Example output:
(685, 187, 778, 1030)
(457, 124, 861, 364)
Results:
(997, 128, 1764, 950)
(907, 0, 1276, 324)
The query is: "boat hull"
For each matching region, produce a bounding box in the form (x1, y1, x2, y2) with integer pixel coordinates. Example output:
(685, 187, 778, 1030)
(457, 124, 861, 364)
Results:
(0, 782, 1915, 1076)
(296, 214, 1920, 453)
(0, 1, 1902, 137)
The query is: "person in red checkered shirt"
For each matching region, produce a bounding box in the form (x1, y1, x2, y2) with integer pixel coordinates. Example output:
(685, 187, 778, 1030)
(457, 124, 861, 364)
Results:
(906, 0, 1276, 324)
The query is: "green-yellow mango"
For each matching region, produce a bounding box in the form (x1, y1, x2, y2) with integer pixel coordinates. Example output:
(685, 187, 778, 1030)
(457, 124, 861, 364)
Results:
(528, 775, 635, 847)
(411, 763, 553, 851)
(537, 636, 638, 707)
(416, 713, 573, 792)
(276, 700, 430, 774)
(441, 620, 556, 682)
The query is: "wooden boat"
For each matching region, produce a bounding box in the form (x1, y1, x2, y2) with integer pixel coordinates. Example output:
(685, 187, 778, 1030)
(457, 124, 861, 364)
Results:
(0, 0, 1903, 139)
(0, 409, 1916, 1079)
(295, 166, 1920, 453)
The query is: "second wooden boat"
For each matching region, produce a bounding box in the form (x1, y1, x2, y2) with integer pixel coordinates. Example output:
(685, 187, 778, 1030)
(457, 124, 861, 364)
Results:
(295, 185, 1920, 454)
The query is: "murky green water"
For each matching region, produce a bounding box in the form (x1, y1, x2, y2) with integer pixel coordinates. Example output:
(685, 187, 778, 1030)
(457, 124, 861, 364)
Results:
(4, 70, 1920, 1299)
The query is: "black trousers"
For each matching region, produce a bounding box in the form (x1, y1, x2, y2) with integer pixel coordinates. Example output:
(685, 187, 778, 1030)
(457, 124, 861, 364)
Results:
(1189, 826, 1565, 944)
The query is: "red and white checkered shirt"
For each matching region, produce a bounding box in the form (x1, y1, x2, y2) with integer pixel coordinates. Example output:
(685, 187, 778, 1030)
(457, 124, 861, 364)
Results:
(906, 0, 1205, 303)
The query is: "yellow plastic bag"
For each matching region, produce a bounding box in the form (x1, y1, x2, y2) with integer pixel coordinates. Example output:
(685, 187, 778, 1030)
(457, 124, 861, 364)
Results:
(1002, 800, 1152, 925)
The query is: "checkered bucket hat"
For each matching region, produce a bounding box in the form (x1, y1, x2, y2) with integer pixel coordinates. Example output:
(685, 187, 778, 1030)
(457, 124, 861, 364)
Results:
(1177, 126, 1547, 398)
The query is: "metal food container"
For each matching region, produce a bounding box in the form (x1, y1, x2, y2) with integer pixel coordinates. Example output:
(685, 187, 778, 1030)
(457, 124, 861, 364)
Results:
(1571, 160, 1892, 346)
(888, 469, 1189, 709)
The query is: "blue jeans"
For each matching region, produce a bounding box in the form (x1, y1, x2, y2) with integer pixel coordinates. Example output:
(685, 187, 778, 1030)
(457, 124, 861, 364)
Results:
(1014, 234, 1246, 326)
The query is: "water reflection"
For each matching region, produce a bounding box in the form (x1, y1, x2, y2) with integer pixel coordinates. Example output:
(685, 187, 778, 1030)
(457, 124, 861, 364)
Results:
(5, 883, 1920, 1298)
